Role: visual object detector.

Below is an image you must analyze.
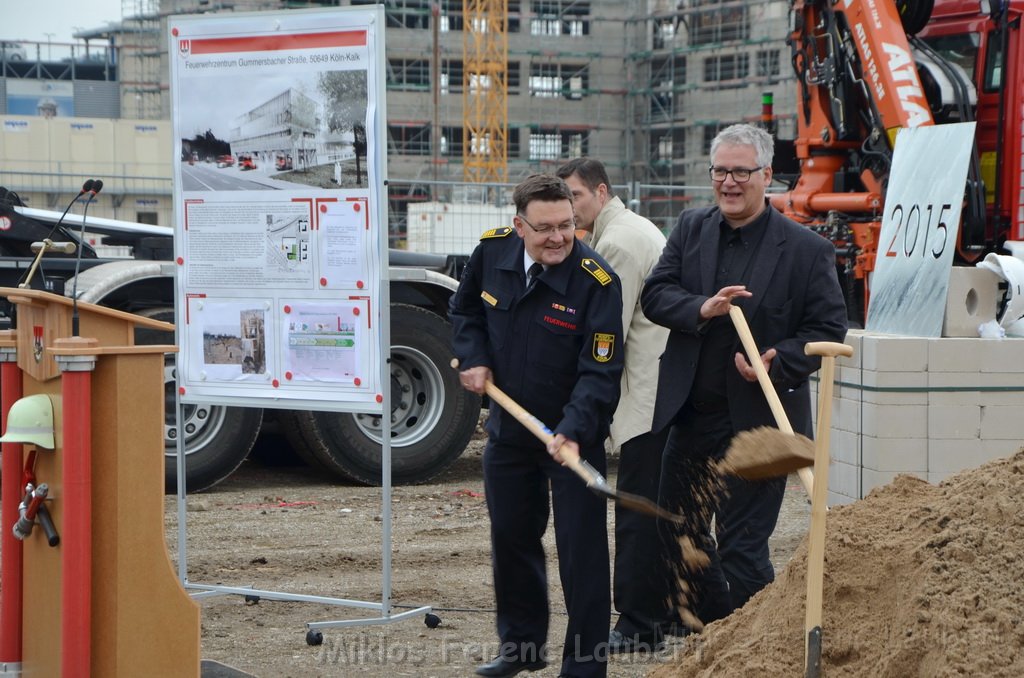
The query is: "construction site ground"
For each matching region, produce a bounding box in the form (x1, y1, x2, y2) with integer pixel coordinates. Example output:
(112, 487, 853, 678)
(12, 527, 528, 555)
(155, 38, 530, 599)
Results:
(177, 423, 811, 678)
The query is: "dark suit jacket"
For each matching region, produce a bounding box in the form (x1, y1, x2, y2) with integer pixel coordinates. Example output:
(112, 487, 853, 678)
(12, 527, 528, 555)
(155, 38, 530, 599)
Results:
(641, 204, 848, 437)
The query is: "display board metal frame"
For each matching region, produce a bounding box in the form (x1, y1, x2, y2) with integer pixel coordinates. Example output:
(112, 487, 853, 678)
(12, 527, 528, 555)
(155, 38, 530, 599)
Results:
(167, 5, 429, 635)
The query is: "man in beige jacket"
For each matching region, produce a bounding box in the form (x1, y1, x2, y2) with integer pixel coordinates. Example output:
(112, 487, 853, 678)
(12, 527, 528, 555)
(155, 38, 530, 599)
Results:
(557, 158, 673, 653)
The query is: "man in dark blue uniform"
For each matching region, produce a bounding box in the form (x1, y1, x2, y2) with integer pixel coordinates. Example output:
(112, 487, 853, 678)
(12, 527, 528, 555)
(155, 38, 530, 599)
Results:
(451, 174, 624, 678)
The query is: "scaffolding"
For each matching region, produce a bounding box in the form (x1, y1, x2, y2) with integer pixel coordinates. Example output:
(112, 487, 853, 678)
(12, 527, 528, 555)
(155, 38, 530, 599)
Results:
(121, 0, 163, 119)
(624, 0, 797, 230)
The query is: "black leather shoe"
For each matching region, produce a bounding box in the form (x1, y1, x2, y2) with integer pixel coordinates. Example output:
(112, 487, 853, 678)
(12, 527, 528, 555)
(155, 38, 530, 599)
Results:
(474, 655, 547, 677)
(607, 628, 664, 654)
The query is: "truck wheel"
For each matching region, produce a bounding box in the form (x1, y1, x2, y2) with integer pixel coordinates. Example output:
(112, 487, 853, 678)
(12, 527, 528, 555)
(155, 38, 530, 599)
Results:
(282, 304, 481, 485)
(134, 308, 264, 493)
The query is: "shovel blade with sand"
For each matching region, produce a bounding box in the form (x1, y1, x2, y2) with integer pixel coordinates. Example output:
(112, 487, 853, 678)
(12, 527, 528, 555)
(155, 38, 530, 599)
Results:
(722, 426, 816, 479)
(721, 306, 818, 491)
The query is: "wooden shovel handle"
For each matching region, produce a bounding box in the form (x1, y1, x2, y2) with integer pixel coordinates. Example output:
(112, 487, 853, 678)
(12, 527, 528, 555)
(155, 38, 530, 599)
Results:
(728, 305, 793, 434)
(728, 305, 814, 497)
(449, 359, 597, 486)
(805, 341, 854, 359)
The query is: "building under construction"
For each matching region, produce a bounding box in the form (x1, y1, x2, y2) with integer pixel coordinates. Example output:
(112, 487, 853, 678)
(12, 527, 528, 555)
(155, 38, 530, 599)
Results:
(1, 0, 795, 234)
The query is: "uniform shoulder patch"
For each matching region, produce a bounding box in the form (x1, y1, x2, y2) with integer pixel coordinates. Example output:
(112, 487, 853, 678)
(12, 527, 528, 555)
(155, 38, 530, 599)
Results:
(480, 226, 513, 240)
(581, 258, 612, 286)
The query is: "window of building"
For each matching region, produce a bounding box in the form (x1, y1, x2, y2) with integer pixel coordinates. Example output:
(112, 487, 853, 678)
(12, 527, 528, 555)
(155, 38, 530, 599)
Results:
(354, 0, 432, 30)
(440, 126, 463, 157)
(649, 56, 685, 119)
(441, 58, 462, 94)
(702, 121, 737, 155)
(690, 0, 749, 46)
(441, 60, 517, 94)
(528, 127, 588, 160)
(438, 0, 463, 32)
(440, 127, 519, 158)
(703, 53, 749, 82)
(507, 61, 521, 93)
(136, 211, 159, 225)
(756, 49, 780, 78)
(388, 123, 431, 156)
(530, 1, 590, 37)
(651, 128, 685, 163)
(530, 64, 560, 98)
(388, 58, 430, 90)
(529, 63, 589, 99)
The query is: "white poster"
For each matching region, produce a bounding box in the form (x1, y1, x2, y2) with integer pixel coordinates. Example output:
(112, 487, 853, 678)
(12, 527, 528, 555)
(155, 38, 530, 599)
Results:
(170, 7, 387, 412)
(866, 123, 976, 337)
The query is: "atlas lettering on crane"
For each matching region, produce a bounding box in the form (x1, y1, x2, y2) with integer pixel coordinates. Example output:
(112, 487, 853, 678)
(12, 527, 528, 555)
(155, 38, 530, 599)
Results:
(881, 42, 930, 127)
(854, 23, 884, 101)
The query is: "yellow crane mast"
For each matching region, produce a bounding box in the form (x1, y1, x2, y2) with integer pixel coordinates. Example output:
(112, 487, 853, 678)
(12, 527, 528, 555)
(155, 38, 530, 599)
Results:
(462, 0, 508, 183)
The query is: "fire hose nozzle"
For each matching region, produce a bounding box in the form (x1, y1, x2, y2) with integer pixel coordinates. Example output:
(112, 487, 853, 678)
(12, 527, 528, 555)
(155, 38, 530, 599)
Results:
(13, 482, 49, 541)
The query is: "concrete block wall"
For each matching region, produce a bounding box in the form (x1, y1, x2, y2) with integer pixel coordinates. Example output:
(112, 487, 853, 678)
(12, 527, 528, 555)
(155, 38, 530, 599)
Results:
(810, 330, 1024, 506)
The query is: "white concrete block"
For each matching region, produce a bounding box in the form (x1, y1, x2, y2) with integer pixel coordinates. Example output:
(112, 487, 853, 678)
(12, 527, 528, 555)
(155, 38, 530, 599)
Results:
(978, 389, 1024, 406)
(980, 337, 1024, 373)
(980, 405, 1024, 439)
(829, 460, 862, 500)
(841, 329, 864, 364)
(927, 404, 981, 439)
(981, 439, 1024, 462)
(837, 368, 929, 405)
(835, 396, 863, 433)
(861, 403, 928, 438)
(928, 438, 985, 473)
(828, 490, 856, 506)
(927, 337, 983, 372)
(860, 436, 928, 473)
(942, 266, 999, 337)
(860, 334, 929, 372)
(831, 429, 860, 465)
(923, 371, 1024, 405)
(928, 471, 953, 485)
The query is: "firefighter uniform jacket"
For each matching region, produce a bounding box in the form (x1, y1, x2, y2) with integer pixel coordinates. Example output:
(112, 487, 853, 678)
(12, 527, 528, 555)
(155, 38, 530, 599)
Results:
(450, 227, 624, 449)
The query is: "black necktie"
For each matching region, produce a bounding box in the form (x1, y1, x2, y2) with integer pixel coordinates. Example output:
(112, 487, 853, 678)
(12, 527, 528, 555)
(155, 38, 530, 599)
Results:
(526, 262, 543, 288)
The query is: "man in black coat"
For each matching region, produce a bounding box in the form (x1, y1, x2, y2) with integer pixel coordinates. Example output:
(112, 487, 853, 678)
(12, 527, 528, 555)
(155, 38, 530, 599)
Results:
(451, 174, 624, 678)
(641, 123, 848, 627)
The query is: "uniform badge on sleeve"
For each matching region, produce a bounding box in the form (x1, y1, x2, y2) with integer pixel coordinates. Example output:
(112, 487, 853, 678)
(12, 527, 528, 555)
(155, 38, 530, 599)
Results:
(592, 333, 615, 362)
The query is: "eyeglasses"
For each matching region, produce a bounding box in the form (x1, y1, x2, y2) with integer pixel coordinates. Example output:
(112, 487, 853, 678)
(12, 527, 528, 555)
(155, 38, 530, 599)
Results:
(709, 166, 764, 183)
(517, 214, 576, 236)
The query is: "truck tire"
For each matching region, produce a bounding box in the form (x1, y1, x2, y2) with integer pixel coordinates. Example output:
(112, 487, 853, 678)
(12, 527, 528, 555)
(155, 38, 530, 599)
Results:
(281, 304, 481, 485)
(133, 308, 264, 493)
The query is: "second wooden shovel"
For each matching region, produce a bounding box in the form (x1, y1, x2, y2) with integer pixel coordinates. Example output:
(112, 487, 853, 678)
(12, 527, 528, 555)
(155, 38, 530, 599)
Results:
(803, 340, 854, 678)
(722, 305, 816, 494)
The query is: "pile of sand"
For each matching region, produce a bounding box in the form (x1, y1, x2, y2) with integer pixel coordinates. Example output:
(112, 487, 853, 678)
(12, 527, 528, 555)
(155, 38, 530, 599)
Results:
(653, 448, 1024, 677)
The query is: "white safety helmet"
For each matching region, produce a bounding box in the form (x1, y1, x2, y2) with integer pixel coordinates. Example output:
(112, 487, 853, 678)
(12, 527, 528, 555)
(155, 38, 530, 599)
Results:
(976, 253, 1024, 330)
(0, 394, 55, 449)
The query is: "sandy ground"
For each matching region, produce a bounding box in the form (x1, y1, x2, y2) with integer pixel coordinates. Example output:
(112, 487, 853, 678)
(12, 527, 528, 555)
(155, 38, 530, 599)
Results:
(174, 427, 811, 677)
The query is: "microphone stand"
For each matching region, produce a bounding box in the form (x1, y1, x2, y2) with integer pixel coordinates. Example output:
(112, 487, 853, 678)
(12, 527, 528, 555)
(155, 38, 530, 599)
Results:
(15, 179, 94, 290)
(71, 180, 102, 337)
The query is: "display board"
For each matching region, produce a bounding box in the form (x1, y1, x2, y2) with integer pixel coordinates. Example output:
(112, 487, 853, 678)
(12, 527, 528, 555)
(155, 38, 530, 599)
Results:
(169, 7, 387, 413)
(866, 122, 976, 337)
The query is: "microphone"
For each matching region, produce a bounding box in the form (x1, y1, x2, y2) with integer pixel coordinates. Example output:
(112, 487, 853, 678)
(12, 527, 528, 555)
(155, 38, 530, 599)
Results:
(15, 179, 94, 289)
(71, 178, 103, 336)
